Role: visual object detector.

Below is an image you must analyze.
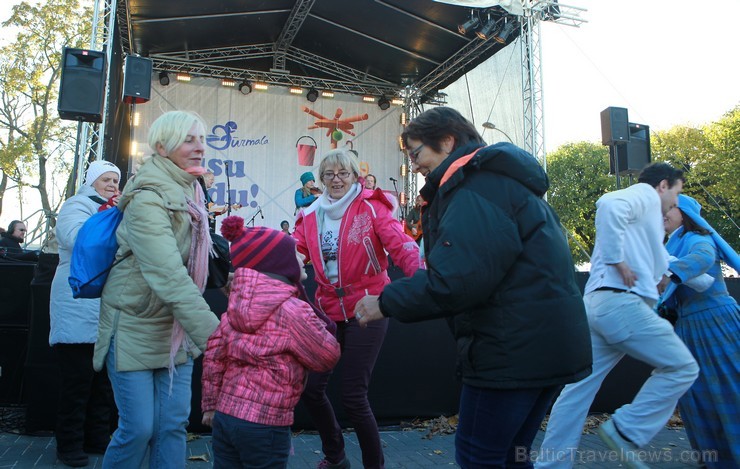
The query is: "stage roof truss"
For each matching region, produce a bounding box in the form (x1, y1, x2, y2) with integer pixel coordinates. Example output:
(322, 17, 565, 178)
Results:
(114, 0, 519, 100)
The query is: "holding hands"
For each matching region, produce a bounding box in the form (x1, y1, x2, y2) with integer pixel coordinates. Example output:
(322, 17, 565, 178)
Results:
(354, 295, 384, 327)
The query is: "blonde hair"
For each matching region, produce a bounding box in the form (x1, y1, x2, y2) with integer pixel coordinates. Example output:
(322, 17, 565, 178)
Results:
(318, 149, 360, 187)
(148, 110, 207, 156)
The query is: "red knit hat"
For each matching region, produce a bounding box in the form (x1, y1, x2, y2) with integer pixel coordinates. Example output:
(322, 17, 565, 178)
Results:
(220, 216, 300, 282)
(220, 215, 336, 334)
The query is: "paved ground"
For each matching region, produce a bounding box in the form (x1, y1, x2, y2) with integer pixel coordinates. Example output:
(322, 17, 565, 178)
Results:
(0, 424, 705, 468)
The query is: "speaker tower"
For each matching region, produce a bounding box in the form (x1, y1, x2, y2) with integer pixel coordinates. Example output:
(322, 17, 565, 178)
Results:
(58, 48, 107, 123)
(600, 107, 630, 145)
(122, 56, 153, 104)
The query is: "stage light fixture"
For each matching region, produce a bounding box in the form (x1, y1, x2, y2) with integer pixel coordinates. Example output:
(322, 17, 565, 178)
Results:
(238, 81, 252, 95)
(306, 88, 319, 102)
(321, 90, 334, 98)
(378, 97, 391, 110)
(159, 71, 170, 86)
(399, 192, 407, 206)
(458, 14, 480, 35)
(362, 96, 376, 103)
(221, 78, 236, 87)
(176, 73, 191, 82)
(494, 20, 516, 44)
(307, 88, 319, 102)
(476, 17, 500, 40)
(254, 82, 268, 91)
(400, 164, 407, 178)
(289, 87, 303, 95)
(391, 97, 404, 106)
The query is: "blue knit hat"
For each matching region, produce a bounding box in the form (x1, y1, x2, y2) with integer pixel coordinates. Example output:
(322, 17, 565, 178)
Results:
(300, 172, 315, 185)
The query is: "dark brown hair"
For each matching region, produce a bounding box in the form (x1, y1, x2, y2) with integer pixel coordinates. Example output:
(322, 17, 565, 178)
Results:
(402, 107, 484, 154)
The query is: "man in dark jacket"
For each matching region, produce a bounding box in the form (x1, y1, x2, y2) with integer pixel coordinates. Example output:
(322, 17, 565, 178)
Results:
(355, 107, 592, 468)
(0, 220, 38, 262)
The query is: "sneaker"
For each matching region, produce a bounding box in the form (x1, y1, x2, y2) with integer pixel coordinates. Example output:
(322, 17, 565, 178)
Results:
(597, 419, 649, 469)
(56, 449, 89, 467)
(317, 457, 351, 469)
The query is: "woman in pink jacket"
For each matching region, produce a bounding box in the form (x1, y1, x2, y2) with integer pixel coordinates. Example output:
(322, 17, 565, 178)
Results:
(201, 217, 340, 468)
(294, 149, 421, 469)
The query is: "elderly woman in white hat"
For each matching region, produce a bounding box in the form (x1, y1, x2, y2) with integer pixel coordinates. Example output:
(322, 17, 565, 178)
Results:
(49, 159, 121, 467)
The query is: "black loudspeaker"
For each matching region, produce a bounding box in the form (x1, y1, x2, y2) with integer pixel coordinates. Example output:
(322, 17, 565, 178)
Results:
(0, 263, 35, 327)
(58, 47, 107, 123)
(600, 106, 630, 145)
(122, 55, 153, 104)
(609, 123, 651, 175)
(0, 328, 28, 404)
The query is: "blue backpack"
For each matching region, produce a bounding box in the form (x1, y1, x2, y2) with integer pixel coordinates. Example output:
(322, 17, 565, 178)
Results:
(68, 187, 157, 299)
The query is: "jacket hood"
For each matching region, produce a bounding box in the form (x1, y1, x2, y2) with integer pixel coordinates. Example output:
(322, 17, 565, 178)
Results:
(434, 142, 549, 197)
(228, 268, 298, 334)
(118, 155, 197, 211)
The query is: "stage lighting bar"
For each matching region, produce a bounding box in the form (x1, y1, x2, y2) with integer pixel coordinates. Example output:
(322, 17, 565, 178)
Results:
(321, 90, 334, 98)
(391, 98, 404, 106)
(254, 82, 268, 91)
(133, 112, 141, 127)
(289, 87, 303, 95)
(221, 78, 236, 87)
(176, 73, 191, 82)
(362, 96, 376, 103)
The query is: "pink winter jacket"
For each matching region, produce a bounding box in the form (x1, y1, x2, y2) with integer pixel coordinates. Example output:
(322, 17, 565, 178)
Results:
(294, 188, 421, 322)
(201, 269, 340, 426)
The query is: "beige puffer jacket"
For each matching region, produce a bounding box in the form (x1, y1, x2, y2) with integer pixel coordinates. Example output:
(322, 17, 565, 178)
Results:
(93, 155, 219, 372)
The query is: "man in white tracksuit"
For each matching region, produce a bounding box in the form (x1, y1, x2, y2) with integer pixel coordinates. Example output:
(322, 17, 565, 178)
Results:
(536, 162, 699, 469)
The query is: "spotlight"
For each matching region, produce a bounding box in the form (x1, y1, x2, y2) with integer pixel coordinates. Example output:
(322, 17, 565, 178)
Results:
(391, 97, 404, 106)
(289, 87, 303, 95)
(238, 81, 252, 95)
(362, 96, 376, 103)
(321, 90, 334, 98)
(175, 73, 190, 82)
(159, 71, 170, 86)
(476, 18, 501, 40)
(494, 20, 516, 44)
(458, 16, 480, 35)
(378, 97, 390, 111)
(306, 88, 319, 102)
(254, 82, 268, 91)
(221, 78, 236, 87)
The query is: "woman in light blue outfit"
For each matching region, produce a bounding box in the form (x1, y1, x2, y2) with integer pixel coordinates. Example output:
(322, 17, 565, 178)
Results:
(661, 194, 740, 468)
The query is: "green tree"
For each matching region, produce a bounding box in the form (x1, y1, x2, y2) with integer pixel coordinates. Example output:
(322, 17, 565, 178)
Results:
(0, 0, 92, 232)
(546, 142, 614, 264)
(651, 110, 740, 252)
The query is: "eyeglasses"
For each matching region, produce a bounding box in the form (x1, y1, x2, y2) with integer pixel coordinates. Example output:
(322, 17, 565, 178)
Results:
(322, 170, 352, 181)
(408, 143, 424, 162)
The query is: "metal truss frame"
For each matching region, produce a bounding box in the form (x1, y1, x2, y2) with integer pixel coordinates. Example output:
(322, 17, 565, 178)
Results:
(520, 0, 586, 170)
(74, 0, 116, 188)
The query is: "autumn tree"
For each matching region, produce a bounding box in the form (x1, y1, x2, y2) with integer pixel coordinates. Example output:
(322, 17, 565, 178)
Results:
(0, 0, 93, 233)
(546, 141, 614, 264)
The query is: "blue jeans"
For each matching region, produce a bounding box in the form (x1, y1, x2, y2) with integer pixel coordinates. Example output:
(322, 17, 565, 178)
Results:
(211, 411, 291, 468)
(456, 384, 559, 469)
(103, 341, 194, 469)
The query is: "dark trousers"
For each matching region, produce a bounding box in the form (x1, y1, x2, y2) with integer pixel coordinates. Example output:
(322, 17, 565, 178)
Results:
(455, 384, 559, 469)
(301, 318, 388, 469)
(211, 411, 291, 469)
(54, 343, 114, 454)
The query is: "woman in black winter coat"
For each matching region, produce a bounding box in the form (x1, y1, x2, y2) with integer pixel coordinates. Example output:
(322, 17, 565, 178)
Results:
(355, 107, 592, 469)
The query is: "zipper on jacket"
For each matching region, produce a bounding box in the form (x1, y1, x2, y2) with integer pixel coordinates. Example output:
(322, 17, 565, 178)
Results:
(336, 287, 349, 323)
(336, 206, 350, 322)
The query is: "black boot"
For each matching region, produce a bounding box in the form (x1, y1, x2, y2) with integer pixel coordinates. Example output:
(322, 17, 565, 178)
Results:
(57, 449, 89, 467)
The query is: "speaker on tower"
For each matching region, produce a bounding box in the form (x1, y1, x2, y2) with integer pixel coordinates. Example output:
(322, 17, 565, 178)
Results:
(122, 55, 153, 104)
(609, 123, 651, 175)
(600, 106, 630, 145)
(57, 47, 107, 123)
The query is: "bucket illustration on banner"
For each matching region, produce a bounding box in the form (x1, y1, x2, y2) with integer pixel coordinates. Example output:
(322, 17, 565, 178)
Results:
(296, 135, 318, 166)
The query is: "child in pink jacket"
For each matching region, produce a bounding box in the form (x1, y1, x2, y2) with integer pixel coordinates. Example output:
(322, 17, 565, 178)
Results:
(201, 216, 340, 468)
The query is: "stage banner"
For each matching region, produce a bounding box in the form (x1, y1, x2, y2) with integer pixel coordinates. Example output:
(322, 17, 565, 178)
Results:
(131, 80, 404, 231)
